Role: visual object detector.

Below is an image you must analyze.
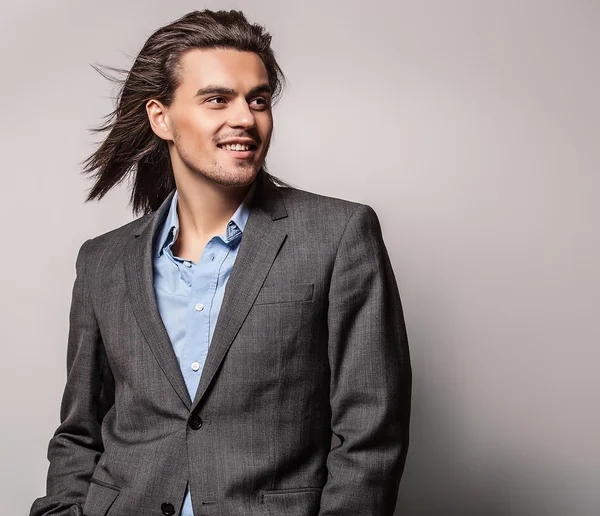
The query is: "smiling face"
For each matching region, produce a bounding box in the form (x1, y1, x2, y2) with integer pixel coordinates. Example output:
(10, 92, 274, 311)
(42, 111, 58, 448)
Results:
(147, 48, 274, 188)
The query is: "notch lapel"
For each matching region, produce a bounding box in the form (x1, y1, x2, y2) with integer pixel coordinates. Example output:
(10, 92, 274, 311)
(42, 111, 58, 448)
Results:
(124, 190, 193, 410)
(191, 177, 288, 410)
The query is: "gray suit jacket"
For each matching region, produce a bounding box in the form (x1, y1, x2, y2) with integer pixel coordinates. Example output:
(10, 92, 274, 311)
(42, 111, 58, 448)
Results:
(31, 173, 411, 516)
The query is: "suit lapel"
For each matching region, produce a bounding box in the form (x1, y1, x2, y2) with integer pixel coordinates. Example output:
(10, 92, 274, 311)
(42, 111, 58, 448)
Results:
(191, 175, 288, 410)
(124, 190, 193, 410)
(123, 173, 288, 413)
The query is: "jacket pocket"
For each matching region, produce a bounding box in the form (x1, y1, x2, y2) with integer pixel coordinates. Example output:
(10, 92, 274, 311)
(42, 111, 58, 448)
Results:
(254, 283, 314, 305)
(83, 478, 120, 516)
(261, 487, 322, 516)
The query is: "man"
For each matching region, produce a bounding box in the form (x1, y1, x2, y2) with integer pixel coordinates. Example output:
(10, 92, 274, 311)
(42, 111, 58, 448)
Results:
(31, 9, 411, 516)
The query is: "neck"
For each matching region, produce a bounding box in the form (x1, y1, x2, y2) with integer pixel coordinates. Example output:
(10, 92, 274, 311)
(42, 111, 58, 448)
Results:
(171, 171, 254, 261)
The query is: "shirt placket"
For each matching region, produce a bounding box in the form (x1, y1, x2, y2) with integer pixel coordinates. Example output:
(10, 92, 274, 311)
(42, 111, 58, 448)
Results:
(181, 238, 232, 399)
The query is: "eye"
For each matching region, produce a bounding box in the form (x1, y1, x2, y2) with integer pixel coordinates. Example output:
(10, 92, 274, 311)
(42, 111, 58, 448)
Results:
(250, 97, 270, 110)
(207, 96, 227, 104)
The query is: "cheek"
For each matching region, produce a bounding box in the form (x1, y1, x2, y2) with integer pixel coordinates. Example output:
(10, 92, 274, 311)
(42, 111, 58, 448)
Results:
(258, 115, 273, 141)
(175, 112, 216, 147)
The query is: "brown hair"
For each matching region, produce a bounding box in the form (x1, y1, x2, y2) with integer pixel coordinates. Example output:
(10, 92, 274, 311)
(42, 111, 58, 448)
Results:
(83, 9, 290, 215)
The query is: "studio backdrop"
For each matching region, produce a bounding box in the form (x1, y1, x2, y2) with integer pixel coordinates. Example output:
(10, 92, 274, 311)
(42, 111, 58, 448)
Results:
(1, 1, 598, 515)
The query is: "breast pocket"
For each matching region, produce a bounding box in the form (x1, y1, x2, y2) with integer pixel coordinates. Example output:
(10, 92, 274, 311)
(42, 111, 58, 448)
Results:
(253, 283, 314, 305)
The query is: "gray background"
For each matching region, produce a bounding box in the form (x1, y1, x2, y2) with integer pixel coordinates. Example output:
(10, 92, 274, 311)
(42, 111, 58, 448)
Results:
(1, 1, 598, 515)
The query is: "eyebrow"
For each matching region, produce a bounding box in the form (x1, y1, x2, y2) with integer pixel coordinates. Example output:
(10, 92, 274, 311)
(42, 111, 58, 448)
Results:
(194, 83, 272, 98)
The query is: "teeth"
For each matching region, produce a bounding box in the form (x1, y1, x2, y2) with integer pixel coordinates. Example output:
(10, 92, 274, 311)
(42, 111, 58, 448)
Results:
(222, 143, 251, 151)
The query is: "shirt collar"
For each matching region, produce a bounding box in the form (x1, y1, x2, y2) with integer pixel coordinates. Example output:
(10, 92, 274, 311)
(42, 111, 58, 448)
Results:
(156, 181, 256, 258)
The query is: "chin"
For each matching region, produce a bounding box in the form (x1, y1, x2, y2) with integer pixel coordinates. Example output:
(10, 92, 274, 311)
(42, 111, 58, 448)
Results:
(207, 166, 260, 188)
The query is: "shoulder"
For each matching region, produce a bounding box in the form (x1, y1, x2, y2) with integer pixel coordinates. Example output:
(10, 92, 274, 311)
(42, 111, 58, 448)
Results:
(77, 212, 154, 265)
(278, 184, 373, 220)
(276, 184, 381, 233)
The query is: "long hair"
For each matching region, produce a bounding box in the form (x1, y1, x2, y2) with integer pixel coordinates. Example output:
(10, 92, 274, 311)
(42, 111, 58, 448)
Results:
(83, 10, 293, 216)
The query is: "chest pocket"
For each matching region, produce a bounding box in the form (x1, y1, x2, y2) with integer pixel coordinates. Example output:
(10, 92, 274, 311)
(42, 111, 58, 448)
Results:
(253, 283, 314, 305)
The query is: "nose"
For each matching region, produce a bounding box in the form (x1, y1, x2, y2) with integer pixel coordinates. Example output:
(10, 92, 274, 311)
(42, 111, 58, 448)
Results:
(227, 98, 256, 129)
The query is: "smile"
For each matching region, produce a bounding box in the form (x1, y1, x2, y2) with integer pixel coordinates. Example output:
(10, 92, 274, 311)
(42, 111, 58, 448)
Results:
(217, 143, 257, 158)
(219, 143, 255, 151)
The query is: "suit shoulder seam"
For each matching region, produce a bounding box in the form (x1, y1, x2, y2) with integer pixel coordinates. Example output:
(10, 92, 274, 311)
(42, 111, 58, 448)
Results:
(331, 203, 368, 266)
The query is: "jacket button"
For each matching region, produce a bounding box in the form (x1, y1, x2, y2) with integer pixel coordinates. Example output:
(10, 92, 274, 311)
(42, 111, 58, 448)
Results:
(161, 502, 175, 515)
(189, 415, 203, 430)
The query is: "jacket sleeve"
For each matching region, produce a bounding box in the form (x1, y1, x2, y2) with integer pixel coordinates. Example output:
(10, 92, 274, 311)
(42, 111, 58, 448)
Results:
(30, 239, 115, 516)
(318, 204, 412, 516)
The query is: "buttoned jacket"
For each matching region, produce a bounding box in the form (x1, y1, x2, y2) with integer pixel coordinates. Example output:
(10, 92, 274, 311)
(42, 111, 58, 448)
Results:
(31, 172, 411, 516)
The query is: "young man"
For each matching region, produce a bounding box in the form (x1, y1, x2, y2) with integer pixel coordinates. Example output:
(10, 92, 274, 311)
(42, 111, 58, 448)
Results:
(31, 10, 411, 516)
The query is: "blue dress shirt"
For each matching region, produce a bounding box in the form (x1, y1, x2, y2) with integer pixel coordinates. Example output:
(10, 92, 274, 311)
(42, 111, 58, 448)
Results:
(152, 183, 255, 516)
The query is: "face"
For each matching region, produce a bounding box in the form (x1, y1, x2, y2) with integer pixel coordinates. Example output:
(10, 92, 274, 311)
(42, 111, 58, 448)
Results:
(148, 48, 273, 188)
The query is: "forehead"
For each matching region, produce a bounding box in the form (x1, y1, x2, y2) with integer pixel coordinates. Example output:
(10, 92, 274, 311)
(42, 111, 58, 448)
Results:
(176, 48, 269, 93)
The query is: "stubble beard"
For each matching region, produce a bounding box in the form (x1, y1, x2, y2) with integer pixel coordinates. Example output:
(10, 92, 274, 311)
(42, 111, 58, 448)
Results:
(173, 130, 271, 188)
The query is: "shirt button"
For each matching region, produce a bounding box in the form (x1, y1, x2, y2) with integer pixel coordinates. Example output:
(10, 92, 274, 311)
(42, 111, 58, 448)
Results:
(195, 303, 204, 312)
(183, 261, 192, 268)
(191, 362, 200, 371)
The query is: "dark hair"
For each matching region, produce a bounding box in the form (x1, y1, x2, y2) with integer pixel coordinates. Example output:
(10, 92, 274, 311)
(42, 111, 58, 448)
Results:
(83, 9, 292, 216)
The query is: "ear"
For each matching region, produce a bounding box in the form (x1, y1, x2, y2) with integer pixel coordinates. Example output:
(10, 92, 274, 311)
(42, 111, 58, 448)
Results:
(146, 99, 174, 141)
